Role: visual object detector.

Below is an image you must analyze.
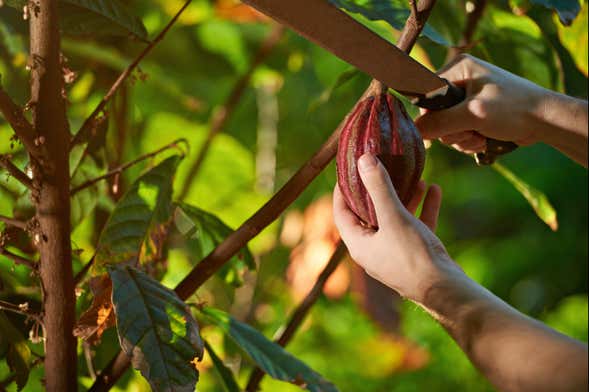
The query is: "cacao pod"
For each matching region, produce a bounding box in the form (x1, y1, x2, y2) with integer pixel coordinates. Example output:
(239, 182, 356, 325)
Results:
(336, 93, 426, 229)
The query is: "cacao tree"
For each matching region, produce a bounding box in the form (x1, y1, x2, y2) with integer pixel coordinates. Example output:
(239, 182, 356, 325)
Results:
(0, 0, 586, 391)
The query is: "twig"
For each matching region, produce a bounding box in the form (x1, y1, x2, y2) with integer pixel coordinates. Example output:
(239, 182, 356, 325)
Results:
(177, 25, 285, 201)
(396, 0, 437, 53)
(83, 341, 97, 380)
(70, 138, 187, 196)
(0, 214, 27, 230)
(0, 155, 33, 189)
(0, 85, 37, 154)
(246, 242, 347, 391)
(0, 299, 39, 319)
(88, 1, 438, 388)
(0, 247, 36, 270)
(410, 0, 419, 17)
(70, 0, 194, 148)
(448, 0, 488, 59)
(73, 254, 95, 286)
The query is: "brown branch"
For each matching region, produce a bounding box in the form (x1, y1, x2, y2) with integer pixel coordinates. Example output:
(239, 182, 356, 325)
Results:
(73, 253, 95, 286)
(396, 0, 438, 53)
(0, 299, 39, 319)
(29, 0, 78, 390)
(177, 25, 285, 201)
(70, 0, 194, 148)
(0, 214, 27, 230)
(0, 247, 36, 270)
(246, 242, 347, 391)
(0, 155, 33, 189)
(448, 0, 488, 59)
(88, 1, 438, 389)
(70, 138, 187, 196)
(0, 84, 37, 154)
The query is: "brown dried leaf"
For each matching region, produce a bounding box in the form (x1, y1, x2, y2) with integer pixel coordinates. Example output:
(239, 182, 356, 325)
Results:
(74, 274, 115, 345)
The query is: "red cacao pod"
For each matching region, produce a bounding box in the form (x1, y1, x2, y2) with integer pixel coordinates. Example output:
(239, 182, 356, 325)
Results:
(336, 93, 426, 229)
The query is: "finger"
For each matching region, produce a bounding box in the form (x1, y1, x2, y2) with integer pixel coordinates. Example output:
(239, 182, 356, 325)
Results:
(439, 131, 478, 145)
(414, 101, 481, 140)
(357, 154, 403, 226)
(420, 184, 442, 231)
(451, 136, 487, 154)
(333, 185, 366, 239)
(406, 180, 426, 215)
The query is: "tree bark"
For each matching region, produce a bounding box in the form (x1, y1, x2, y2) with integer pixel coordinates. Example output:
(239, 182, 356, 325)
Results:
(29, 1, 77, 391)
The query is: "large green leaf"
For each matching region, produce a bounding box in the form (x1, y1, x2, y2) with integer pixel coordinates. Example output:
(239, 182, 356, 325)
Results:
(0, 312, 31, 391)
(204, 340, 241, 392)
(4, 0, 147, 40)
(328, 0, 449, 45)
(94, 156, 180, 268)
(201, 307, 339, 392)
(530, 0, 582, 25)
(492, 162, 559, 231)
(110, 265, 204, 392)
(174, 203, 255, 287)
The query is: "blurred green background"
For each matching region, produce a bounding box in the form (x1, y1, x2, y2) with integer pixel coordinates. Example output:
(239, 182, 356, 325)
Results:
(0, 0, 587, 391)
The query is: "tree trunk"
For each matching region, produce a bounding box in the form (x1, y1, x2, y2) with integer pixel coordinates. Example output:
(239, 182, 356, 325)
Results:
(29, 1, 77, 391)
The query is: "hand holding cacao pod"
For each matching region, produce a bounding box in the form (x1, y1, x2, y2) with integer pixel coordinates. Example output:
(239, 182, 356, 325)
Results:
(336, 92, 426, 229)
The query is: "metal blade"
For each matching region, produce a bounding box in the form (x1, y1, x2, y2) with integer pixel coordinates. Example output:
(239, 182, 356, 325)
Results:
(242, 0, 448, 98)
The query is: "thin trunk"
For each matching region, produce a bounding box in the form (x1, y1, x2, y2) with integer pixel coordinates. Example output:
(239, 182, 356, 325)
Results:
(29, 1, 77, 391)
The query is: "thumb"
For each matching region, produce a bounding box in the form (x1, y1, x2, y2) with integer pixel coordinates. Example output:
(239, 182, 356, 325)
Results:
(357, 154, 404, 226)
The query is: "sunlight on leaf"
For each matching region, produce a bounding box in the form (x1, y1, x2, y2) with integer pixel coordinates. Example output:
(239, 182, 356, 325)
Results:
(201, 307, 339, 392)
(492, 162, 558, 231)
(328, 0, 449, 45)
(110, 265, 204, 392)
(94, 156, 180, 269)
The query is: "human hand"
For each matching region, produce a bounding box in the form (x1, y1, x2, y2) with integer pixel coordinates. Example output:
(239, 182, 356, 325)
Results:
(415, 54, 548, 154)
(333, 153, 460, 304)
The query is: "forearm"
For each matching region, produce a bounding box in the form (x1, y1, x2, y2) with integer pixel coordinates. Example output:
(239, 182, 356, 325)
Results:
(531, 90, 588, 167)
(420, 265, 588, 392)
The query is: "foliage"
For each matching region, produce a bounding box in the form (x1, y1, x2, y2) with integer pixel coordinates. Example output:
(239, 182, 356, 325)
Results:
(0, 0, 587, 391)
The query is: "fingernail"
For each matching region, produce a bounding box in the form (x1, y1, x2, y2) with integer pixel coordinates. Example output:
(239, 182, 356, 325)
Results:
(358, 154, 377, 172)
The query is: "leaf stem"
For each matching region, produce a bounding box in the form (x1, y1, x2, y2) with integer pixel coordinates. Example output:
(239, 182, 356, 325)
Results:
(0, 155, 33, 190)
(0, 84, 37, 155)
(70, 138, 187, 196)
(0, 214, 28, 230)
(245, 242, 347, 391)
(70, 0, 194, 148)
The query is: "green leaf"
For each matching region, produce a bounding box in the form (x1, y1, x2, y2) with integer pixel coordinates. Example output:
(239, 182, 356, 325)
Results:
(110, 265, 204, 392)
(201, 307, 339, 392)
(327, 0, 449, 45)
(530, 0, 582, 25)
(4, 0, 148, 40)
(94, 156, 180, 268)
(174, 203, 255, 287)
(204, 340, 241, 392)
(0, 312, 31, 391)
(492, 162, 558, 231)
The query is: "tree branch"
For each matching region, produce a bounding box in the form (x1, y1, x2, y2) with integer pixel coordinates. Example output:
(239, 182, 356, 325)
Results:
(0, 155, 33, 189)
(0, 214, 27, 230)
(448, 0, 488, 59)
(0, 299, 39, 319)
(177, 24, 285, 201)
(396, 0, 438, 53)
(0, 247, 36, 270)
(70, 138, 187, 196)
(29, 0, 78, 389)
(70, 0, 193, 149)
(88, 1, 438, 389)
(246, 242, 347, 391)
(0, 84, 37, 154)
